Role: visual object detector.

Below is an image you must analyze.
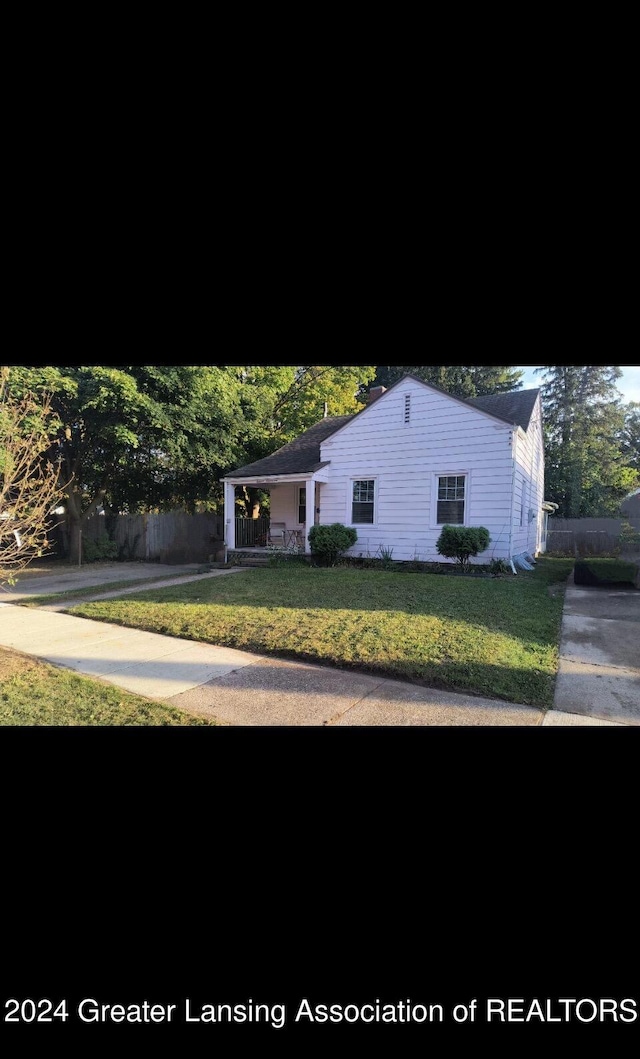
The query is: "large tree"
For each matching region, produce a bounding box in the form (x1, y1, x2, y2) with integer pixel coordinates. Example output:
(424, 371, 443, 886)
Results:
(1, 370, 63, 585)
(536, 366, 638, 517)
(6, 366, 246, 561)
(237, 365, 375, 457)
(620, 401, 640, 475)
(364, 365, 523, 398)
(6, 365, 376, 554)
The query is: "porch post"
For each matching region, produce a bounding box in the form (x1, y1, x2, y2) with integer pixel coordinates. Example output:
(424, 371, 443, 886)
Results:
(304, 479, 313, 553)
(224, 481, 236, 551)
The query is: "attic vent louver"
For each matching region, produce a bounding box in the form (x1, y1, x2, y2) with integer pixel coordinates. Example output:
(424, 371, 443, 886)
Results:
(404, 393, 411, 424)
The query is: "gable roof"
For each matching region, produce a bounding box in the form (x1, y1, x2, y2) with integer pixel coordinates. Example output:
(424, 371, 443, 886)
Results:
(226, 415, 353, 478)
(225, 377, 540, 478)
(466, 388, 540, 431)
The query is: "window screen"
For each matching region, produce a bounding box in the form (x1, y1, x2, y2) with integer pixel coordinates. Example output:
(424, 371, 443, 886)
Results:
(352, 480, 375, 523)
(437, 475, 465, 524)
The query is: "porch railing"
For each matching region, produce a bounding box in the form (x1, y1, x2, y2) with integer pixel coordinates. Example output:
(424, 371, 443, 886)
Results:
(234, 516, 270, 548)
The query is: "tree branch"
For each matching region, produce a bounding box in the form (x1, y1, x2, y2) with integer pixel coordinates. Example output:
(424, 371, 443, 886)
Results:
(271, 366, 333, 416)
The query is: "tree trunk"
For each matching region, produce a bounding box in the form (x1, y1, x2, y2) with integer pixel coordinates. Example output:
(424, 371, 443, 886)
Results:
(238, 485, 262, 518)
(64, 478, 107, 562)
(67, 516, 82, 563)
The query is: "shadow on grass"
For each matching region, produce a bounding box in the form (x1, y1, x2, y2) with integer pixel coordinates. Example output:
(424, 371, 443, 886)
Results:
(41, 645, 557, 709)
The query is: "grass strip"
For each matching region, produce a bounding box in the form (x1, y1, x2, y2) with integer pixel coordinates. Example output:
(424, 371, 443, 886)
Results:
(0, 647, 214, 725)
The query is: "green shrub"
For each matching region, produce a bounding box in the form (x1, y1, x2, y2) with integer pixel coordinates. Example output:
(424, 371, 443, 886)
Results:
(82, 536, 119, 562)
(619, 520, 640, 549)
(574, 558, 638, 586)
(376, 545, 395, 569)
(487, 557, 512, 577)
(436, 525, 490, 570)
(308, 523, 357, 565)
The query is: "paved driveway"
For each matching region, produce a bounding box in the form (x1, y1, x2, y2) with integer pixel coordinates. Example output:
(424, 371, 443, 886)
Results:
(1, 562, 208, 602)
(548, 578, 640, 725)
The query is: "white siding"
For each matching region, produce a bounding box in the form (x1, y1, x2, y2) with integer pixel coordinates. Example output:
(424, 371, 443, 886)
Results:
(270, 483, 303, 529)
(512, 394, 545, 556)
(269, 483, 309, 532)
(319, 379, 517, 562)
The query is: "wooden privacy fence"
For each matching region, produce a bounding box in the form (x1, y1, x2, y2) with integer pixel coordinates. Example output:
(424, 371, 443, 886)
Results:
(83, 512, 225, 564)
(547, 516, 640, 556)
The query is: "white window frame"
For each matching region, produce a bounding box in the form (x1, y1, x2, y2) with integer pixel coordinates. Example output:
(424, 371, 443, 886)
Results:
(347, 476, 377, 527)
(296, 484, 307, 526)
(431, 471, 470, 528)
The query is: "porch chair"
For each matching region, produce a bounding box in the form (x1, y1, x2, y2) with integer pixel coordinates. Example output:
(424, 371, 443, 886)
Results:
(267, 521, 287, 548)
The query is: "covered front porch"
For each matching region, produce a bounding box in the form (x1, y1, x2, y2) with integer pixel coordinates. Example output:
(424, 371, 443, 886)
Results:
(222, 469, 329, 556)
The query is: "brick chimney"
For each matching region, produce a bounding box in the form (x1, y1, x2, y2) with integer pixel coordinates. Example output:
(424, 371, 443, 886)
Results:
(368, 385, 387, 405)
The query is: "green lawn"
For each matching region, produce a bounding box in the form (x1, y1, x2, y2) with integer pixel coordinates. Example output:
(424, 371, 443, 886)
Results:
(70, 558, 574, 708)
(0, 649, 214, 726)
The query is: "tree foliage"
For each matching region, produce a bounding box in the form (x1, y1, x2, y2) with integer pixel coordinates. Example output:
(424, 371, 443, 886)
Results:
(231, 365, 375, 517)
(0, 370, 63, 585)
(6, 366, 247, 559)
(6, 365, 376, 557)
(237, 365, 375, 461)
(363, 365, 523, 399)
(536, 366, 638, 517)
(620, 402, 640, 475)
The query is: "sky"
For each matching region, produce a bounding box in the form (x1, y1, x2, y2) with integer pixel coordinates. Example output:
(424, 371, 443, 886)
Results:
(516, 365, 640, 404)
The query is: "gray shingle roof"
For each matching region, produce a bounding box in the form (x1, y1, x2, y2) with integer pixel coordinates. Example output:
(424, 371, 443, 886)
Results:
(226, 382, 540, 478)
(227, 415, 353, 477)
(466, 388, 540, 430)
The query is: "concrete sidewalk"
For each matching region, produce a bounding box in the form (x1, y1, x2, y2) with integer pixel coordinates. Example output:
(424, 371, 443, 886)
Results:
(0, 602, 543, 726)
(542, 573, 639, 727)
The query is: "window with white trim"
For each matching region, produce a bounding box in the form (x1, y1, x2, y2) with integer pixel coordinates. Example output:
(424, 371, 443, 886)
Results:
(297, 485, 306, 525)
(352, 480, 375, 524)
(436, 475, 466, 525)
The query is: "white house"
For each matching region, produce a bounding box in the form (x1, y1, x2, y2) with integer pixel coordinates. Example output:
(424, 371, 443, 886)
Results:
(222, 374, 548, 567)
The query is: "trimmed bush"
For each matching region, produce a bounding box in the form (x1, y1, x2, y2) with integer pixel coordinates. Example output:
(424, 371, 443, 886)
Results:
(574, 558, 638, 587)
(308, 523, 357, 565)
(436, 525, 490, 570)
(619, 521, 640, 550)
(82, 537, 119, 562)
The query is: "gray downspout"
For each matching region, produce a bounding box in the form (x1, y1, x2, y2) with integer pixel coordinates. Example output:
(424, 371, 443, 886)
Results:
(508, 426, 517, 574)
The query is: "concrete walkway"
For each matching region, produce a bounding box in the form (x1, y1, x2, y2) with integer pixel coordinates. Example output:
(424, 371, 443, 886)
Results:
(37, 568, 250, 611)
(542, 572, 639, 727)
(0, 561, 226, 603)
